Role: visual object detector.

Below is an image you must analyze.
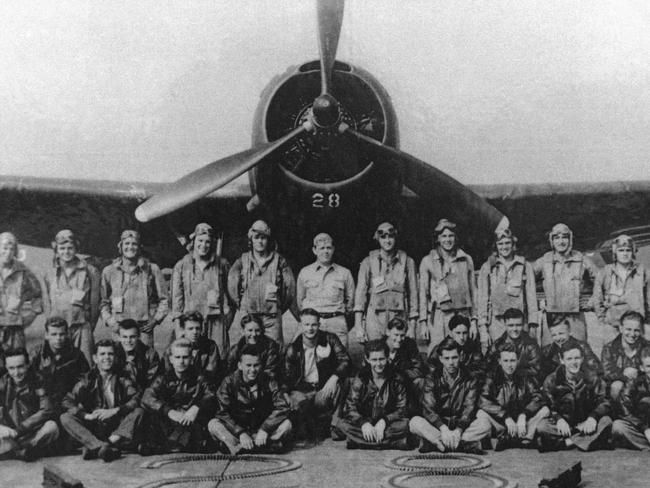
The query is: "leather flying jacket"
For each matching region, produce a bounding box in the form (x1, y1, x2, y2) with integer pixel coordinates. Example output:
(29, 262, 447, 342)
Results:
(385, 336, 428, 385)
(142, 367, 216, 418)
(0, 371, 54, 435)
(601, 335, 650, 384)
(115, 340, 162, 391)
(479, 368, 545, 422)
(541, 336, 602, 381)
(226, 335, 281, 381)
(429, 338, 485, 380)
(419, 366, 478, 431)
(487, 333, 541, 379)
(619, 374, 650, 432)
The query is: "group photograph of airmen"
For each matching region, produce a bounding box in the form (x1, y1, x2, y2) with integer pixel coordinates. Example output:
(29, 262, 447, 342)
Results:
(1, 216, 650, 469)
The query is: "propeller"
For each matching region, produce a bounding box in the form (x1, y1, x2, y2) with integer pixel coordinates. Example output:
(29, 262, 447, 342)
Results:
(343, 126, 508, 233)
(135, 125, 307, 222)
(317, 0, 345, 95)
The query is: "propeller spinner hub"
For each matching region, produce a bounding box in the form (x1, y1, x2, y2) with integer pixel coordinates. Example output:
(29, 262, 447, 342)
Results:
(312, 94, 340, 128)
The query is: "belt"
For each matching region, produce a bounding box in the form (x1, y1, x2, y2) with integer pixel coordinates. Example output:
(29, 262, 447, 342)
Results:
(319, 312, 345, 319)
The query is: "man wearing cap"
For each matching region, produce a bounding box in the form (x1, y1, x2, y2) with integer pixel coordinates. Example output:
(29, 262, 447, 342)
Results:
(99, 230, 168, 346)
(477, 228, 538, 344)
(533, 223, 598, 344)
(592, 234, 650, 342)
(296, 233, 355, 347)
(0, 232, 43, 368)
(42, 229, 100, 364)
(354, 223, 418, 341)
(419, 219, 478, 351)
(171, 223, 233, 356)
(227, 220, 295, 346)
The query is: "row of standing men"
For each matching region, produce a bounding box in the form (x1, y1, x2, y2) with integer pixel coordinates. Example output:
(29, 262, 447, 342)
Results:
(0, 217, 648, 365)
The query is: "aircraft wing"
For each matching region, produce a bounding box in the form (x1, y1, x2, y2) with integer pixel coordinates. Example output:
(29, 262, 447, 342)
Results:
(0, 174, 252, 268)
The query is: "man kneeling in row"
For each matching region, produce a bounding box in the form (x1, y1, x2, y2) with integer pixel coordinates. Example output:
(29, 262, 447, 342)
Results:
(209, 344, 291, 454)
(0, 348, 59, 461)
(337, 340, 411, 450)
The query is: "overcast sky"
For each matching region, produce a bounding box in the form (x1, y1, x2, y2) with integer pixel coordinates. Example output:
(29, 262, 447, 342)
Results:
(1, 0, 649, 185)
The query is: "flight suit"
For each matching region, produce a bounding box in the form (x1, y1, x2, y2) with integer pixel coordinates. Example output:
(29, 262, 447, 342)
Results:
(337, 367, 411, 449)
(0, 261, 43, 357)
(0, 371, 59, 457)
(297, 262, 355, 347)
(477, 254, 538, 341)
(533, 250, 597, 344)
(228, 251, 295, 346)
(209, 370, 291, 454)
(355, 250, 418, 340)
(419, 249, 477, 349)
(43, 257, 100, 364)
(592, 263, 650, 340)
(171, 253, 233, 356)
(99, 257, 168, 347)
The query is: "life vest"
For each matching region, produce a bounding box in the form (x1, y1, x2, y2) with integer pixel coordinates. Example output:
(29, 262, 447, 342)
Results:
(368, 250, 408, 311)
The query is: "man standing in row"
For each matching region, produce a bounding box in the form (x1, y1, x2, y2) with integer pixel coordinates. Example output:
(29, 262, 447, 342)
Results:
(354, 223, 418, 341)
(228, 220, 295, 346)
(296, 233, 355, 347)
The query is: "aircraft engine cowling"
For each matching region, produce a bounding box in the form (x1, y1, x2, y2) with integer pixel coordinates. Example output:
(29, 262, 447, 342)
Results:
(250, 60, 402, 211)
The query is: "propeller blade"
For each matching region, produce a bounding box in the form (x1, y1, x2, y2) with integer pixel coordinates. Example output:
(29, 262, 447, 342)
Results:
(344, 127, 508, 233)
(135, 125, 306, 222)
(317, 0, 345, 95)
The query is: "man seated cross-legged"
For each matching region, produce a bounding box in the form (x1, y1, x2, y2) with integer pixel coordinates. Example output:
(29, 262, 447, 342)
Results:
(466, 342, 549, 451)
(536, 342, 613, 452)
(408, 337, 484, 454)
(337, 339, 412, 450)
(0, 348, 59, 461)
(60, 340, 143, 462)
(209, 344, 291, 454)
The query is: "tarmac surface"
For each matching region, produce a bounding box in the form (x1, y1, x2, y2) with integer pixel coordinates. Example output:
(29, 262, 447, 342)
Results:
(5, 245, 649, 487)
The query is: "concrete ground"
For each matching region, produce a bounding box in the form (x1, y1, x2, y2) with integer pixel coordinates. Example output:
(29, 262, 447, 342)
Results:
(5, 245, 648, 487)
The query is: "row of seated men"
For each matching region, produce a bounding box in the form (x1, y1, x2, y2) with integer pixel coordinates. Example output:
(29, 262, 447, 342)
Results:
(1, 217, 647, 378)
(2, 306, 650, 463)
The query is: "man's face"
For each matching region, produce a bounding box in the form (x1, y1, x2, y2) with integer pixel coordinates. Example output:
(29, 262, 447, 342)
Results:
(496, 238, 514, 259)
(56, 242, 77, 263)
(119, 328, 139, 352)
(313, 241, 334, 265)
(121, 237, 140, 259)
(549, 323, 571, 346)
(377, 228, 396, 252)
(194, 235, 212, 258)
(621, 319, 642, 346)
(46, 325, 68, 352)
(551, 233, 571, 254)
(499, 351, 518, 376)
(243, 321, 263, 344)
(450, 325, 469, 346)
(366, 350, 388, 376)
(93, 346, 115, 372)
(6, 355, 28, 385)
(386, 327, 406, 351)
(0, 240, 15, 266)
(439, 348, 460, 376)
(615, 245, 633, 265)
(183, 321, 202, 343)
(169, 346, 191, 374)
(251, 233, 269, 253)
(561, 348, 584, 375)
(300, 314, 320, 340)
(640, 357, 650, 379)
(505, 318, 524, 340)
(437, 229, 456, 252)
(238, 354, 261, 382)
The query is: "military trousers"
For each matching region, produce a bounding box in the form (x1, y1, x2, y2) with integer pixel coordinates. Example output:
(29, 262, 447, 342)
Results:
(365, 308, 408, 341)
(69, 321, 94, 365)
(612, 419, 650, 451)
(536, 416, 612, 451)
(60, 408, 144, 451)
(0, 420, 59, 456)
(336, 417, 411, 450)
(468, 408, 547, 443)
(408, 415, 488, 450)
(208, 418, 292, 455)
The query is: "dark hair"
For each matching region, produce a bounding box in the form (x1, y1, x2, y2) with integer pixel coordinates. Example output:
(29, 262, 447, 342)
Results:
(548, 313, 570, 329)
(448, 314, 470, 331)
(241, 314, 263, 329)
(44, 316, 68, 331)
(387, 317, 407, 331)
(118, 319, 140, 333)
(437, 336, 460, 356)
(4, 347, 29, 364)
(179, 311, 204, 328)
(560, 341, 583, 358)
(503, 308, 524, 321)
(93, 339, 115, 354)
(621, 310, 644, 327)
(239, 343, 262, 361)
(497, 342, 518, 357)
(640, 347, 650, 362)
(300, 308, 321, 320)
(364, 339, 389, 358)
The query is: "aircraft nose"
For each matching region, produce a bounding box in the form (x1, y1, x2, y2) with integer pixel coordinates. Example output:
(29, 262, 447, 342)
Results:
(312, 94, 340, 127)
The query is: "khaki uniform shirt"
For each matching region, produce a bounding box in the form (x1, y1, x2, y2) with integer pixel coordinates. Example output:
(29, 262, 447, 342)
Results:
(297, 262, 354, 314)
